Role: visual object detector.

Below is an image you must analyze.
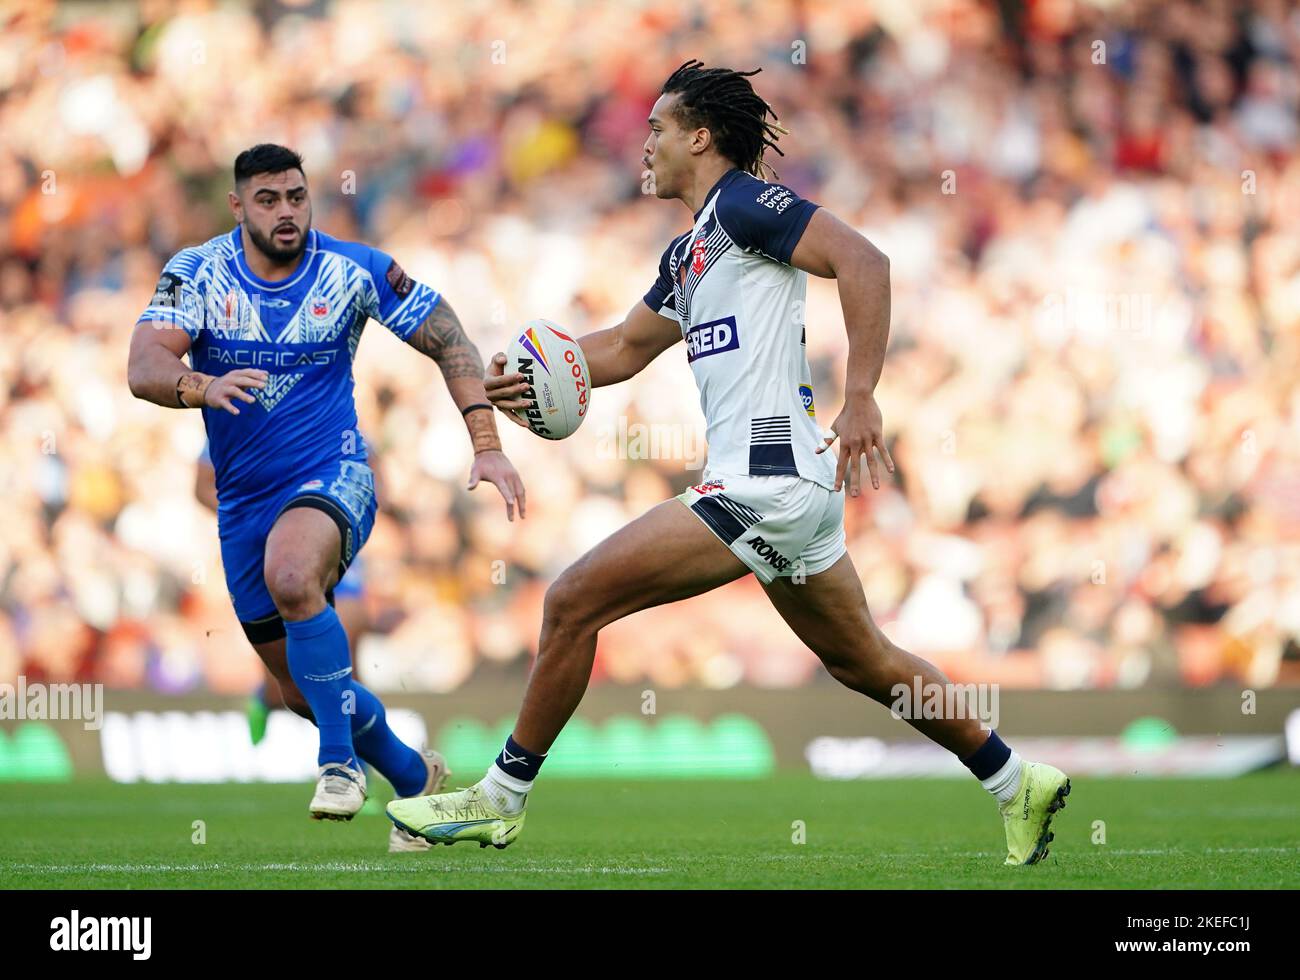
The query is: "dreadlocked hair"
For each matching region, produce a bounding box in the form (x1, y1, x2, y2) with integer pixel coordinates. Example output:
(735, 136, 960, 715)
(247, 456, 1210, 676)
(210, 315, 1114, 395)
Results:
(661, 59, 789, 179)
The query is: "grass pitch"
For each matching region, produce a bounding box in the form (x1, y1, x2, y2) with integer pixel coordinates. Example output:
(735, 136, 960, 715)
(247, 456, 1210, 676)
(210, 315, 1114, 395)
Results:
(1, 772, 1296, 889)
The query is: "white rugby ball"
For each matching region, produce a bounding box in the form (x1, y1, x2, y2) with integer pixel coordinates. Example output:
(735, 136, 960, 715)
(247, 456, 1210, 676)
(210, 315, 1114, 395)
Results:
(503, 319, 591, 440)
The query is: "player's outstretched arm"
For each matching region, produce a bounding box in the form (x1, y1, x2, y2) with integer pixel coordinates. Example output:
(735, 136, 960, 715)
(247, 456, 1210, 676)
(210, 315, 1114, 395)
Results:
(404, 296, 527, 520)
(127, 323, 267, 413)
(790, 208, 896, 496)
(484, 298, 680, 420)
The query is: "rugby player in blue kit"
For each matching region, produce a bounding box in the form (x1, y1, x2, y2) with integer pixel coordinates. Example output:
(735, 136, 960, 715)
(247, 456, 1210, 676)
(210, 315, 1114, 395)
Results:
(128, 144, 526, 851)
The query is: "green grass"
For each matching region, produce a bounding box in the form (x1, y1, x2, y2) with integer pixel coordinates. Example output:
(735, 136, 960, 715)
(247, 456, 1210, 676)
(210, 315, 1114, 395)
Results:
(1, 772, 1296, 888)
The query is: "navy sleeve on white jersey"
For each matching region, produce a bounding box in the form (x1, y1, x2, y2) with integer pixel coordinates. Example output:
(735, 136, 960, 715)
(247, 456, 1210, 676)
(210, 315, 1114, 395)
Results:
(713, 179, 820, 266)
(642, 235, 686, 323)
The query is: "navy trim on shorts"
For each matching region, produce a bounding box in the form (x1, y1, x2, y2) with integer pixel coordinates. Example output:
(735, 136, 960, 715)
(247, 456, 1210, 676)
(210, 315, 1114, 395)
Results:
(690, 494, 762, 546)
(277, 493, 356, 579)
(239, 588, 336, 646)
(238, 491, 355, 647)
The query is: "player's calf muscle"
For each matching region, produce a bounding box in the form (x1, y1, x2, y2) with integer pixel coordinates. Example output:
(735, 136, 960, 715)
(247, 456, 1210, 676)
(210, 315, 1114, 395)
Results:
(251, 640, 313, 719)
(514, 503, 745, 751)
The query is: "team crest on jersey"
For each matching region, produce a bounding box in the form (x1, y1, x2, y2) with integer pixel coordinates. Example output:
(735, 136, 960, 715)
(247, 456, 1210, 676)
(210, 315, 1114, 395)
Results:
(690, 480, 725, 495)
(309, 295, 330, 319)
(211, 289, 255, 337)
(691, 237, 708, 275)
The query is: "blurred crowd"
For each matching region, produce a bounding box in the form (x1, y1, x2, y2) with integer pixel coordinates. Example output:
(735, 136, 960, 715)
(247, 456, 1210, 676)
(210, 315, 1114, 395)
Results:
(2, 0, 1299, 696)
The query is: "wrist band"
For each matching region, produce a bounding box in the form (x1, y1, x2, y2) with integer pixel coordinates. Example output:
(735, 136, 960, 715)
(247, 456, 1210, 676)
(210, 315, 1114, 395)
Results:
(176, 374, 210, 409)
(461, 402, 493, 416)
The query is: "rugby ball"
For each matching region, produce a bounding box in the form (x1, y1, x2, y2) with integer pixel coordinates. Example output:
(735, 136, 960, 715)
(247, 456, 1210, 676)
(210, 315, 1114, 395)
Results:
(503, 319, 591, 440)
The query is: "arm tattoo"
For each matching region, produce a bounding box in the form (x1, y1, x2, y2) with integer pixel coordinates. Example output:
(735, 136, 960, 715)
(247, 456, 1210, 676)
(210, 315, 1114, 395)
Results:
(406, 297, 483, 380)
(466, 408, 502, 454)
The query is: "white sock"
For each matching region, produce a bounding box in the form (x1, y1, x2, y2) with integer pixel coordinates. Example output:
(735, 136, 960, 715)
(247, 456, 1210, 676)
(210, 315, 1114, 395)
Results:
(481, 763, 530, 815)
(982, 751, 1023, 806)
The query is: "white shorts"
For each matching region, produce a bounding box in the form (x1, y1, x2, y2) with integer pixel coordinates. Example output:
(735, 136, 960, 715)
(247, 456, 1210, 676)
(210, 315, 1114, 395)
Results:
(675, 471, 846, 585)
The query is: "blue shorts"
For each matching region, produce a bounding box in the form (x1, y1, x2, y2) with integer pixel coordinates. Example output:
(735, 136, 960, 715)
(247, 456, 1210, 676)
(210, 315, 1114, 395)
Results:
(219, 458, 377, 643)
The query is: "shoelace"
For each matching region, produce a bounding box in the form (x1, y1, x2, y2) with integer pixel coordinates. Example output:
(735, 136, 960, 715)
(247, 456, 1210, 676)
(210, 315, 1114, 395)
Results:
(321, 767, 360, 794)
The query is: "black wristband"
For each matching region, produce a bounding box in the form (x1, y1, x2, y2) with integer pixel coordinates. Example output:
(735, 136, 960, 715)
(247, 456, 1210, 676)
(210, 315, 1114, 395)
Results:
(461, 402, 493, 417)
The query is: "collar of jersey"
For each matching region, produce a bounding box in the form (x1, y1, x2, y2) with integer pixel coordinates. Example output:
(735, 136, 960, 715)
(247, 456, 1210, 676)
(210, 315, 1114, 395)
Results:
(693, 168, 742, 222)
(229, 227, 318, 292)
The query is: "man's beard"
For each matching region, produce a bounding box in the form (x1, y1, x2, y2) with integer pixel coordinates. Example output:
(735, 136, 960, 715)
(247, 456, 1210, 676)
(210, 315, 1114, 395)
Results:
(246, 220, 309, 264)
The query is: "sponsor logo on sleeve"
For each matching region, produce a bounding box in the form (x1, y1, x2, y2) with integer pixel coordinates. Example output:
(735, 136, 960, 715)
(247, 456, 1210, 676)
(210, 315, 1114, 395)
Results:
(755, 185, 795, 214)
(799, 384, 816, 416)
(384, 259, 413, 299)
(151, 272, 183, 307)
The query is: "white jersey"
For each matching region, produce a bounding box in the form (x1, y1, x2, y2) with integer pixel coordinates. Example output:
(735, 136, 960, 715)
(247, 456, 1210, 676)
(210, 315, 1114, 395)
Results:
(644, 169, 837, 491)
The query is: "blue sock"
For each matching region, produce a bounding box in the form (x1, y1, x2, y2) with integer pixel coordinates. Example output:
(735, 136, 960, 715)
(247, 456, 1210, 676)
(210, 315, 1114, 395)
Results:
(350, 685, 426, 797)
(493, 734, 547, 785)
(960, 730, 1012, 780)
(284, 606, 355, 767)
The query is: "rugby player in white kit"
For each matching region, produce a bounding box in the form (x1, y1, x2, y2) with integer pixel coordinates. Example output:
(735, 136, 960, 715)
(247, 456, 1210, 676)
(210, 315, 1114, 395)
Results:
(388, 61, 1071, 866)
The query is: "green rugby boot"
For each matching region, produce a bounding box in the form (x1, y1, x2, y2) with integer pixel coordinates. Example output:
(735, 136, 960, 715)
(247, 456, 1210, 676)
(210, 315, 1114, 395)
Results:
(386, 782, 525, 849)
(246, 693, 271, 746)
(1000, 761, 1071, 865)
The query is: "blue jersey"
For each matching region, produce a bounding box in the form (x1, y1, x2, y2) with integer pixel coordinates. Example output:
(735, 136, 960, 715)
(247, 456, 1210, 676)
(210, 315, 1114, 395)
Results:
(138, 228, 438, 508)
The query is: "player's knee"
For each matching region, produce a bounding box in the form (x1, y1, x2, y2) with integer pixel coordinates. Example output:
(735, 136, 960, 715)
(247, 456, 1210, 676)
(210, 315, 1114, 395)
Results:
(822, 632, 901, 694)
(541, 568, 598, 635)
(264, 564, 326, 619)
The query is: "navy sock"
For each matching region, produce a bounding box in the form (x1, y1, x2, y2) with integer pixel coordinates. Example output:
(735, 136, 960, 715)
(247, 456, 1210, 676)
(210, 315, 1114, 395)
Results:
(494, 734, 547, 785)
(960, 730, 1013, 780)
(350, 684, 425, 797)
(284, 606, 355, 767)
